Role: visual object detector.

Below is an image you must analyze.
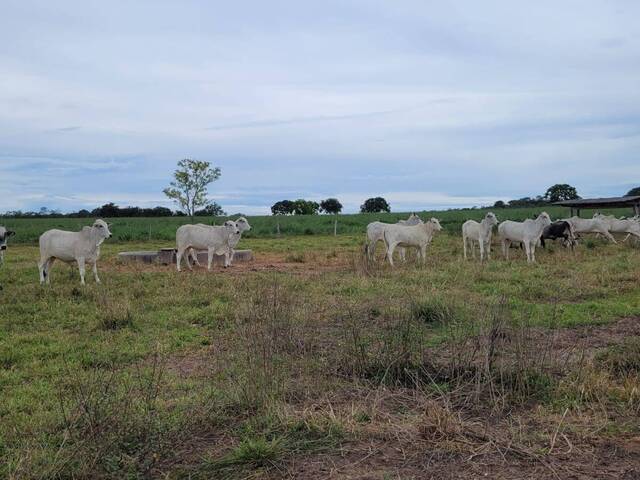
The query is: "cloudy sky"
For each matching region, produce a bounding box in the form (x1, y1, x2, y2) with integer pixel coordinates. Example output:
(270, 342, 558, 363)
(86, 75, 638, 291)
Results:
(1, 1, 639, 214)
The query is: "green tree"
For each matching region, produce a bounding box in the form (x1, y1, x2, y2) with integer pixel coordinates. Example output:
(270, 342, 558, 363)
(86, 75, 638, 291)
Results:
(271, 200, 295, 215)
(493, 200, 506, 208)
(360, 197, 390, 213)
(319, 198, 343, 214)
(163, 159, 221, 219)
(626, 186, 640, 196)
(543, 184, 580, 202)
(320, 198, 343, 236)
(292, 199, 319, 215)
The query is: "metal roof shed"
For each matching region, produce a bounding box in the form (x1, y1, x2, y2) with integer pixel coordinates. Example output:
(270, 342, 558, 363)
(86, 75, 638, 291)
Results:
(554, 196, 640, 217)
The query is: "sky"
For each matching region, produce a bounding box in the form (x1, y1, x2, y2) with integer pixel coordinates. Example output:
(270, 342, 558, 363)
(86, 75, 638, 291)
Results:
(1, 0, 639, 214)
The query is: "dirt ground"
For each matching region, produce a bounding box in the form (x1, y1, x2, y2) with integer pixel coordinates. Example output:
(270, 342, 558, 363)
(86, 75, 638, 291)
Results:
(161, 315, 640, 480)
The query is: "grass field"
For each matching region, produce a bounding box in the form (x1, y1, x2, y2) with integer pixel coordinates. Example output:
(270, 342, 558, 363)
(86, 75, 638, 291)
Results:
(3, 205, 636, 244)
(2, 217, 640, 478)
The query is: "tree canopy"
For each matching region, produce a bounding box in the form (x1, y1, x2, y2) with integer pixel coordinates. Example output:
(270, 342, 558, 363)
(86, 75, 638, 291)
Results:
(163, 159, 222, 217)
(360, 197, 390, 213)
(543, 184, 580, 202)
(320, 198, 343, 215)
(626, 186, 640, 197)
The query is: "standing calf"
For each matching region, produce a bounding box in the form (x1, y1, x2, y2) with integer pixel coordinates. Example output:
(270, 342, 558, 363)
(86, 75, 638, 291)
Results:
(38, 219, 112, 285)
(176, 221, 240, 271)
(498, 212, 551, 263)
(462, 212, 498, 261)
(188, 217, 251, 267)
(382, 218, 442, 267)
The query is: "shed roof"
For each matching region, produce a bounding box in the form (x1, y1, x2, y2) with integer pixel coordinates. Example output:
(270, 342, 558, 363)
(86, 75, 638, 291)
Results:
(554, 196, 640, 209)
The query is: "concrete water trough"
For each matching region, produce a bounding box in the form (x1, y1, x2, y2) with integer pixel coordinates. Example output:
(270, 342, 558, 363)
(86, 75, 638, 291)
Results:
(118, 248, 254, 267)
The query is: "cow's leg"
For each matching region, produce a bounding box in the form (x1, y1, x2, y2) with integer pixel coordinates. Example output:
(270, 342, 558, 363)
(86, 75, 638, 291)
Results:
(463, 236, 467, 260)
(176, 247, 185, 272)
(602, 230, 617, 244)
(229, 249, 236, 266)
(399, 247, 406, 262)
(502, 240, 509, 260)
(207, 248, 214, 271)
(38, 256, 48, 284)
(44, 258, 55, 284)
(189, 248, 203, 267)
(479, 239, 485, 262)
(92, 262, 101, 284)
(524, 241, 532, 263)
(223, 249, 230, 268)
(386, 243, 397, 267)
(0, 251, 4, 266)
(420, 245, 427, 265)
(77, 257, 86, 285)
(623, 234, 631, 243)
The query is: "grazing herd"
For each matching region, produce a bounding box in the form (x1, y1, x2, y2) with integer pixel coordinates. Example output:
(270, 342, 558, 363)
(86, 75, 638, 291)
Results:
(0, 211, 638, 285)
(367, 211, 640, 265)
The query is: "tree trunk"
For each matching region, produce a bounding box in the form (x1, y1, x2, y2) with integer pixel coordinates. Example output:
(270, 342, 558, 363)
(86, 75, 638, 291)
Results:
(334, 216, 338, 236)
(276, 221, 280, 236)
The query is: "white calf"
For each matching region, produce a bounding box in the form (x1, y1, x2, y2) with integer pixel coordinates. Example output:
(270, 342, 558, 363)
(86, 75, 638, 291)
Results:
(563, 216, 616, 243)
(462, 212, 498, 261)
(383, 218, 442, 267)
(38, 219, 112, 285)
(176, 221, 240, 271)
(498, 212, 551, 263)
(188, 217, 251, 267)
(365, 214, 422, 261)
(592, 213, 640, 242)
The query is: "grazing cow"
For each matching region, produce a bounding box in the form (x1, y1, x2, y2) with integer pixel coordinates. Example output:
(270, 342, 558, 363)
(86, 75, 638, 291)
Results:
(382, 218, 442, 267)
(563, 216, 616, 243)
(462, 212, 498, 261)
(38, 219, 112, 285)
(365, 213, 422, 261)
(592, 213, 640, 242)
(176, 221, 240, 271)
(188, 217, 251, 267)
(540, 221, 576, 250)
(498, 212, 551, 263)
(0, 226, 16, 267)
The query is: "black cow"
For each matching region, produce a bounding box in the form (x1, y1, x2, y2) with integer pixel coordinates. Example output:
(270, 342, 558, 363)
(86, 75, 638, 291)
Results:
(540, 221, 576, 250)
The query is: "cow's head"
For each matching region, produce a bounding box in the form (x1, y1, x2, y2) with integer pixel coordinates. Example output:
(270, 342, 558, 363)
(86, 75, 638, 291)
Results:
(429, 218, 443, 231)
(0, 227, 15, 251)
(537, 212, 552, 226)
(224, 220, 241, 235)
(235, 217, 251, 233)
(485, 212, 498, 226)
(92, 219, 112, 240)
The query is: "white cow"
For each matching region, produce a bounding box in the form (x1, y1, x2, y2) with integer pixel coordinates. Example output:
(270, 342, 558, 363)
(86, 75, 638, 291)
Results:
(563, 216, 616, 243)
(593, 213, 640, 242)
(187, 217, 251, 267)
(462, 212, 498, 261)
(365, 213, 422, 261)
(0, 226, 16, 267)
(498, 212, 551, 263)
(38, 219, 112, 285)
(382, 218, 443, 267)
(176, 221, 240, 271)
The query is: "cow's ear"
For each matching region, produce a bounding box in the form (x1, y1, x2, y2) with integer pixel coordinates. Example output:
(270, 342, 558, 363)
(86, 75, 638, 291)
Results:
(7, 230, 15, 236)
